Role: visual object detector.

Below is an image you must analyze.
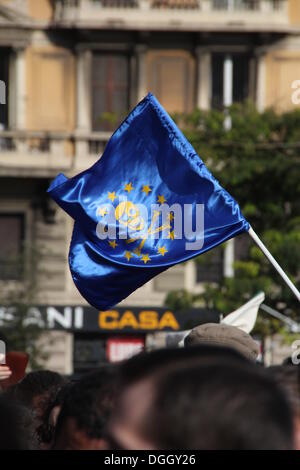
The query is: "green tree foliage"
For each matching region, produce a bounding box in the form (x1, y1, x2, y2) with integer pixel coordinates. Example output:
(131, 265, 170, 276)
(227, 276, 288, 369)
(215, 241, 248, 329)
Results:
(166, 103, 300, 335)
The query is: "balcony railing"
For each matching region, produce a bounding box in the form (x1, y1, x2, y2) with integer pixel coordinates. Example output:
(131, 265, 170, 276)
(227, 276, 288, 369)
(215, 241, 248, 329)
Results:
(55, 0, 285, 13)
(0, 130, 66, 155)
(75, 131, 111, 156)
(0, 129, 112, 173)
(212, 0, 259, 10)
(0, 130, 111, 153)
(0, 130, 112, 175)
(53, 0, 288, 30)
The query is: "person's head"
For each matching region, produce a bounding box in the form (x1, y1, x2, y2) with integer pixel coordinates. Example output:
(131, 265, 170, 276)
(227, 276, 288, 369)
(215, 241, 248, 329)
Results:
(12, 370, 66, 422)
(37, 381, 72, 449)
(184, 323, 259, 361)
(53, 366, 117, 450)
(268, 365, 300, 449)
(0, 397, 38, 449)
(108, 346, 293, 450)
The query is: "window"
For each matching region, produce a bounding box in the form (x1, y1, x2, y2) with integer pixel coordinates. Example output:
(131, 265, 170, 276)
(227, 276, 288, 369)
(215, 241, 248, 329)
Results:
(92, 53, 130, 132)
(0, 48, 9, 129)
(212, 0, 259, 10)
(196, 247, 223, 283)
(234, 232, 250, 261)
(211, 53, 250, 110)
(92, 0, 138, 6)
(151, 0, 199, 9)
(271, 0, 284, 10)
(0, 214, 25, 280)
(74, 335, 107, 373)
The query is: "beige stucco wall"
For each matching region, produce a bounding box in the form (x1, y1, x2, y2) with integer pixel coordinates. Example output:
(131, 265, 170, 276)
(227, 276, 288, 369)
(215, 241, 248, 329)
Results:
(27, 0, 53, 21)
(146, 50, 195, 114)
(288, 0, 300, 25)
(0, 0, 52, 18)
(38, 331, 73, 375)
(265, 49, 300, 111)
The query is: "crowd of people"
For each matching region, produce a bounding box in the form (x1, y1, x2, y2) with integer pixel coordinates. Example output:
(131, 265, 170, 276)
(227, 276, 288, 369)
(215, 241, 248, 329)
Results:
(0, 322, 299, 450)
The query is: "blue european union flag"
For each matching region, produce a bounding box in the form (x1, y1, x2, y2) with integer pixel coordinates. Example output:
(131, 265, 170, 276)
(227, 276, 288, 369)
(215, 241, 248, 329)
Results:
(48, 93, 249, 310)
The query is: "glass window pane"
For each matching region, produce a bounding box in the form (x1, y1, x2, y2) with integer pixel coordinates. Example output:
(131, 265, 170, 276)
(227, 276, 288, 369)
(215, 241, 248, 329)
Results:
(233, 55, 249, 103)
(92, 53, 129, 131)
(0, 48, 9, 128)
(113, 56, 128, 84)
(0, 214, 24, 280)
(211, 53, 250, 109)
(92, 55, 107, 84)
(196, 247, 223, 283)
(211, 54, 224, 110)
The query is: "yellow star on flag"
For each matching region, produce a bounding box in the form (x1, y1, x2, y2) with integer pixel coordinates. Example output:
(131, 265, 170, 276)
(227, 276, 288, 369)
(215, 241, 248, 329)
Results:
(108, 191, 116, 202)
(157, 194, 166, 205)
(141, 253, 151, 264)
(158, 245, 167, 256)
(142, 184, 152, 196)
(124, 182, 134, 193)
(168, 230, 175, 240)
(168, 212, 174, 222)
(124, 251, 133, 262)
(98, 207, 108, 217)
(109, 240, 118, 249)
(133, 247, 141, 257)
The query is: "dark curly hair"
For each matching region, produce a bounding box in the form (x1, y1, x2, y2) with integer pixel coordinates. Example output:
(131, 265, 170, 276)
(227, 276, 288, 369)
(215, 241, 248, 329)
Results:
(54, 366, 117, 444)
(37, 381, 72, 445)
(0, 397, 39, 449)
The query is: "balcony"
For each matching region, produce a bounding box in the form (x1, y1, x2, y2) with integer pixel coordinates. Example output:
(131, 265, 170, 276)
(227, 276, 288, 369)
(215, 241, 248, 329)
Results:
(0, 130, 111, 177)
(53, 0, 290, 32)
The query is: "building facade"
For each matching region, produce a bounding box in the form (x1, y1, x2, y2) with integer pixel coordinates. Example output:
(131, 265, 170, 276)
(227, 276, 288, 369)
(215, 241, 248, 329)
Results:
(0, 0, 299, 372)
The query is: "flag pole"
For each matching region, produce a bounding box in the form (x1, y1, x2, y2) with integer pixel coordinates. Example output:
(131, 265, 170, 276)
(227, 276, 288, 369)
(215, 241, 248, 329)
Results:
(248, 226, 300, 302)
